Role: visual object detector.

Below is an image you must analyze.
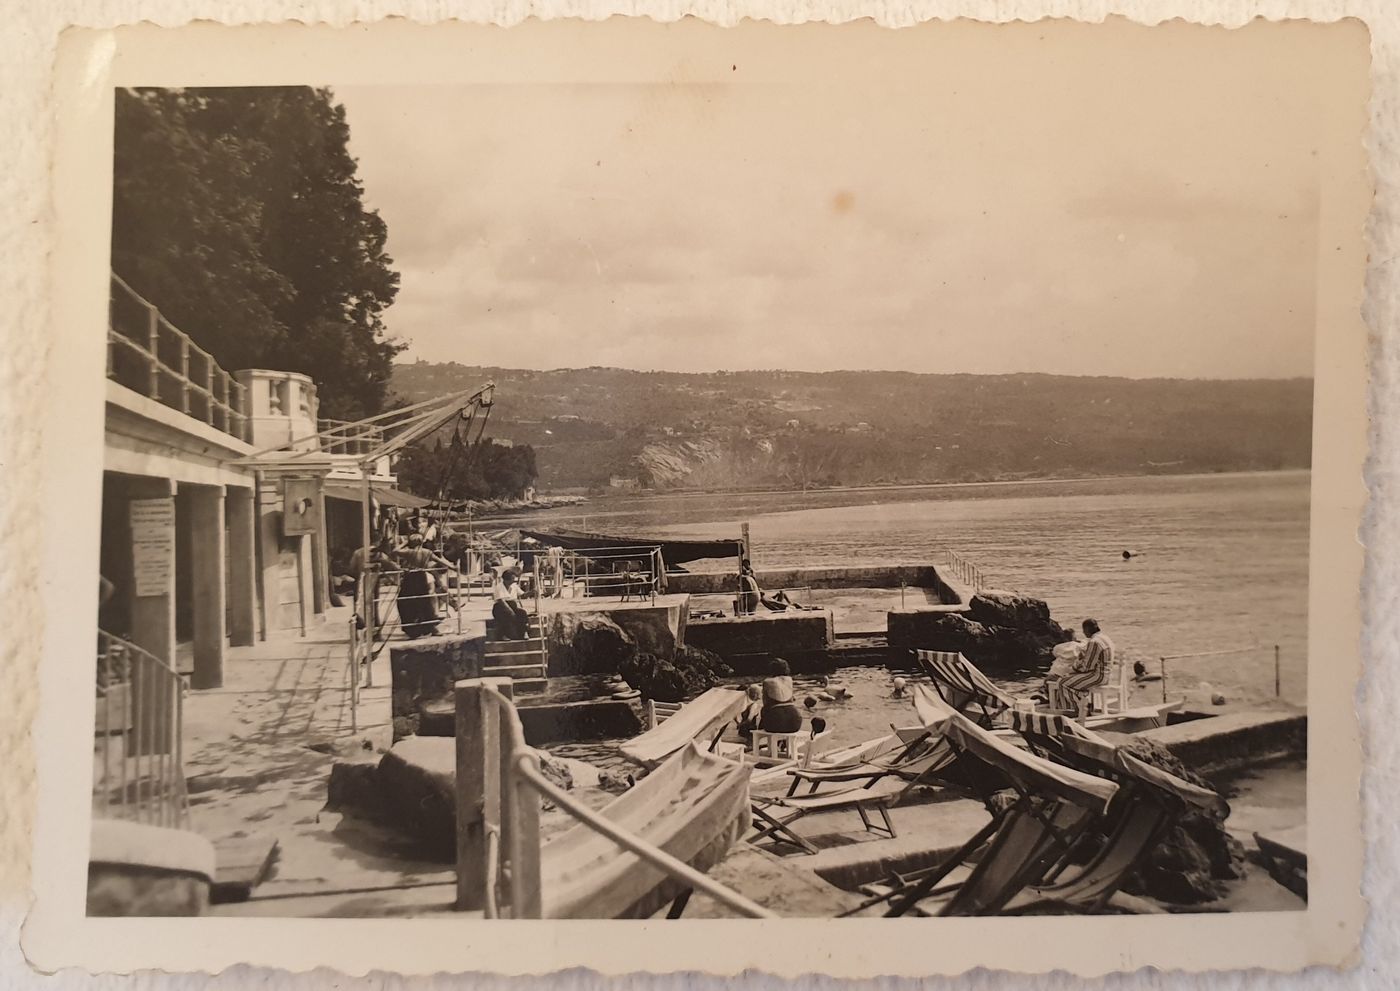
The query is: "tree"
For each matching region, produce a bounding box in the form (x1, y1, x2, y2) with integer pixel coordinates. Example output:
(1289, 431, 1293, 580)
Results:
(112, 87, 402, 419)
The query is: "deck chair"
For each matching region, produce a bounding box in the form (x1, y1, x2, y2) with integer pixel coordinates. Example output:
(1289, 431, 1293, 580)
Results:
(619, 688, 748, 770)
(871, 687, 1120, 917)
(784, 723, 958, 802)
(541, 741, 755, 918)
(916, 649, 1017, 727)
(1005, 709, 1229, 914)
(748, 784, 900, 855)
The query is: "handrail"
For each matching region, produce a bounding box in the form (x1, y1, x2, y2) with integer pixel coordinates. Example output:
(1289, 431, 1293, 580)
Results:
(1157, 642, 1280, 702)
(462, 681, 771, 919)
(107, 273, 250, 442)
(94, 630, 190, 829)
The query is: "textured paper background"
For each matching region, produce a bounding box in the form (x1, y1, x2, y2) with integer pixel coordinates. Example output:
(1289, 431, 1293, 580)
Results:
(2, 1, 1396, 987)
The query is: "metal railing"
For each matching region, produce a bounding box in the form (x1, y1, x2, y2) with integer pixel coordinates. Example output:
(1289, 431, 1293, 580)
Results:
(94, 630, 190, 829)
(941, 547, 989, 592)
(544, 545, 663, 602)
(107, 273, 250, 442)
(318, 417, 386, 457)
(1158, 643, 1285, 703)
(455, 678, 774, 919)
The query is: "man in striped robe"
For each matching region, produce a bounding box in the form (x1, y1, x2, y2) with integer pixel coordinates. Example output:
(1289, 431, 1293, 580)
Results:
(1057, 618, 1114, 715)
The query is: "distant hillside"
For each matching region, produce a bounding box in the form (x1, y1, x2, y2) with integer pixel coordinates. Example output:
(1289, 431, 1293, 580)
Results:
(392, 363, 1313, 492)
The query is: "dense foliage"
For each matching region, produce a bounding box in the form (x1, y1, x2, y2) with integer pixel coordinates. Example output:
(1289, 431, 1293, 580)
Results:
(394, 363, 1314, 491)
(396, 435, 539, 502)
(112, 87, 402, 419)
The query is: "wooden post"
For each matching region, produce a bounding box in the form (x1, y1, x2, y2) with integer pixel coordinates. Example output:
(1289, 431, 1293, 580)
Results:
(456, 677, 513, 912)
(741, 522, 751, 563)
(508, 747, 543, 918)
(146, 305, 161, 399)
(1274, 644, 1281, 697)
(1160, 656, 1168, 704)
(179, 339, 191, 413)
(204, 359, 215, 425)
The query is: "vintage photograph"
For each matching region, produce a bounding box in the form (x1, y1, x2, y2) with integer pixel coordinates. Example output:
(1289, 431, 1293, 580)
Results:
(29, 13, 1370, 976)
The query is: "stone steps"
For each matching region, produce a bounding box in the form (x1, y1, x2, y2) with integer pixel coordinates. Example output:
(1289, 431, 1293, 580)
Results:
(482, 662, 548, 681)
(482, 636, 545, 655)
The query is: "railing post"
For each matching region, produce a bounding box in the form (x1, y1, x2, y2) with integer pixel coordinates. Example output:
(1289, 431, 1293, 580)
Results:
(146, 304, 160, 399)
(205, 360, 215, 425)
(456, 677, 512, 912)
(508, 748, 543, 918)
(1274, 644, 1281, 697)
(1160, 656, 1168, 704)
(179, 339, 191, 413)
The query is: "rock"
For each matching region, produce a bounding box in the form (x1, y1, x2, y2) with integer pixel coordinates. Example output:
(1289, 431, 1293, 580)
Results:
(1211, 693, 1228, 706)
(1112, 736, 1245, 904)
(618, 646, 732, 702)
(376, 736, 458, 860)
(967, 591, 1052, 630)
(325, 759, 381, 815)
(537, 755, 575, 812)
(888, 602, 1075, 672)
(547, 614, 639, 675)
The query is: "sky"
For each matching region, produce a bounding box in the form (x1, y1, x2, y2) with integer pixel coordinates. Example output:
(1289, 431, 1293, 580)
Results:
(337, 22, 1348, 379)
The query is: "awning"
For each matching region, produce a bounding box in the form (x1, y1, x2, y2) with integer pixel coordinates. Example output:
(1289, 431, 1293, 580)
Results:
(519, 527, 744, 565)
(322, 480, 431, 509)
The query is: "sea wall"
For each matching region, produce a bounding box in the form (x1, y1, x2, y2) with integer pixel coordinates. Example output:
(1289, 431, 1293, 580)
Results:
(667, 565, 956, 599)
(685, 610, 834, 659)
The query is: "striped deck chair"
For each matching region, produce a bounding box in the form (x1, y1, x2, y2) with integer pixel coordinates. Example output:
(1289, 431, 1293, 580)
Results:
(1005, 708, 1229, 914)
(916, 649, 1017, 727)
(875, 687, 1120, 917)
(784, 724, 958, 803)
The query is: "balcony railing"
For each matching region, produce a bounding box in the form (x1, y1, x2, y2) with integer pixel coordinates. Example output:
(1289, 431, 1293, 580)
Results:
(94, 630, 190, 829)
(107, 273, 251, 443)
(317, 417, 386, 457)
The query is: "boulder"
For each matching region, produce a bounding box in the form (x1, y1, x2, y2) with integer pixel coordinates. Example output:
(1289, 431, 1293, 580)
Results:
(968, 591, 1052, 630)
(546, 614, 639, 675)
(1113, 736, 1245, 904)
(887, 610, 1072, 672)
(325, 759, 382, 815)
(389, 634, 484, 742)
(618, 646, 732, 702)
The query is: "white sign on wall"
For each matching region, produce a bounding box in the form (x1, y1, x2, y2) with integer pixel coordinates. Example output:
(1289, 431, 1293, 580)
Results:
(130, 497, 175, 597)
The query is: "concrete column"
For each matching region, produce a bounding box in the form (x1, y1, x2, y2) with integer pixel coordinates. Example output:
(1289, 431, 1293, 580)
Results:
(188, 485, 227, 689)
(226, 487, 257, 647)
(311, 484, 329, 616)
(126, 477, 177, 758)
(128, 477, 177, 669)
(257, 477, 283, 636)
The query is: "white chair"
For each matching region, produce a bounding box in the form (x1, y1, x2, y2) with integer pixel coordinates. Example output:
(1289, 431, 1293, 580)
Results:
(1089, 656, 1131, 717)
(750, 729, 833, 768)
(645, 699, 684, 730)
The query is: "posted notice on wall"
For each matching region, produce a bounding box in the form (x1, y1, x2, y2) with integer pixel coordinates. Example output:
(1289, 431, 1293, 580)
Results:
(129, 497, 174, 597)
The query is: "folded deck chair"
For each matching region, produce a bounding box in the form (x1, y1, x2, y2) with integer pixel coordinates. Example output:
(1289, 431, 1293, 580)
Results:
(542, 741, 753, 918)
(876, 687, 1120, 917)
(618, 687, 748, 770)
(916, 649, 1017, 727)
(785, 723, 958, 802)
(1003, 709, 1229, 914)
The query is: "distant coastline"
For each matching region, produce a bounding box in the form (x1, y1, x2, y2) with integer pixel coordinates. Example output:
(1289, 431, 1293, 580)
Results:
(473, 467, 1311, 519)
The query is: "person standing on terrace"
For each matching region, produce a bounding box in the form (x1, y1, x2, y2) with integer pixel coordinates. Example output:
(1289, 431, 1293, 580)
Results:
(1057, 618, 1114, 715)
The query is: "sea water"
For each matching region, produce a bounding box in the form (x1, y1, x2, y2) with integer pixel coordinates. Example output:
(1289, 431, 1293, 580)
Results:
(506, 470, 1311, 707)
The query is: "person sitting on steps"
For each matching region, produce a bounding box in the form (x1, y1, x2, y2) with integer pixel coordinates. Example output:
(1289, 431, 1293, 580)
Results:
(492, 568, 532, 640)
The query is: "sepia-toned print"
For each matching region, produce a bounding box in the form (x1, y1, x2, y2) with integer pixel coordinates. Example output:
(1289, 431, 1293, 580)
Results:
(27, 15, 1369, 977)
